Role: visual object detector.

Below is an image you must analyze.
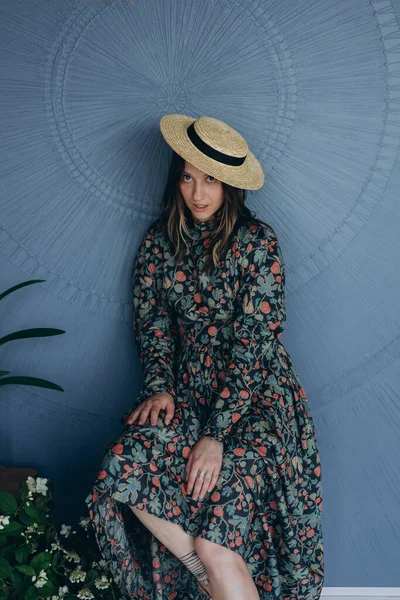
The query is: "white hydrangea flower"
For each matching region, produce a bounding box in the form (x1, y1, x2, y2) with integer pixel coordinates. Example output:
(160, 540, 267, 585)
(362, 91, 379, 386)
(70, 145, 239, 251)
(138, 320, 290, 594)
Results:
(79, 517, 90, 529)
(94, 574, 110, 589)
(35, 477, 49, 496)
(69, 566, 86, 583)
(77, 587, 95, 599)
(60, 524, 71, 537)
(63, 549, 80, 563)
(50, 586, 69, 599)
(0, 516, 10, 529)
(50, 542, 61, 552)
(26, 476, 37, 493)
(32, 569, 48, 588)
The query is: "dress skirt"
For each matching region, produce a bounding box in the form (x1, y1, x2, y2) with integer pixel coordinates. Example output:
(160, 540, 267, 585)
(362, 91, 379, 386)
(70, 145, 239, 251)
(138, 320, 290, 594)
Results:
(85, 340, 324, 600)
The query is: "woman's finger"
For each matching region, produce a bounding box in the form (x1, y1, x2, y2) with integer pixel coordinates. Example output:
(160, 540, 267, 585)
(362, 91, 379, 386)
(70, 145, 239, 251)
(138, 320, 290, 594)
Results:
(164, 403, 175, 426)
(187, 459, 202, 496)
(209, 467, 220, 493)
(206, 468, 216, 494)
(191, 471, 203, 499)
(127, 403, 149, 424)
(197, 470, 213, 501)
(185, 454, 194, 491)
(150, 407, 160, 426)
(126, 408, 140, 424)
(192, 468, 211, 501)
(138, 406, 151, 424)
(195, 472, 209, 501)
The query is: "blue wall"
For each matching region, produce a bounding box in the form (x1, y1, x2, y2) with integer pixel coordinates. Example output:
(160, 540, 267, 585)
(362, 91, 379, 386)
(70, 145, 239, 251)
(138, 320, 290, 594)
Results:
(1, 0, 399, 587)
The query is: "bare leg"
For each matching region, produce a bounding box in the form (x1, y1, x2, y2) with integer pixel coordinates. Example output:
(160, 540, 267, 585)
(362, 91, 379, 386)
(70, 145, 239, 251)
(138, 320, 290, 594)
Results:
(130, 506, 211, 595)
(195, 537, 260, 600)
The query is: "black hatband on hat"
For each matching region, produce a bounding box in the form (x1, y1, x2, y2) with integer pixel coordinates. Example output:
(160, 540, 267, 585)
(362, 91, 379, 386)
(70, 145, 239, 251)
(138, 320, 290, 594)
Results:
(186, 122, 246, 167)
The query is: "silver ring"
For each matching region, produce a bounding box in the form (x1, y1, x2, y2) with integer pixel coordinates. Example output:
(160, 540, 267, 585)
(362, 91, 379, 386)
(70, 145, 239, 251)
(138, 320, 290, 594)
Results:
(197, 471, 207, 479)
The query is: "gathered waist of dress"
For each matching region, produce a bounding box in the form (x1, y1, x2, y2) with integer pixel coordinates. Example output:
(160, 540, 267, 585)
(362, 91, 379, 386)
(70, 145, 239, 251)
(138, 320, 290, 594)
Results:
(178, 319, 235, 352)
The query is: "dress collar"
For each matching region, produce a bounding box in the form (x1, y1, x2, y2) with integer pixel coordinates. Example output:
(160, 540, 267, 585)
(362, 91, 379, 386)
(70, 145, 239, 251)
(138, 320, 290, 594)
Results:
(191, 217, 216, 231)
(186, 213, 220, 238)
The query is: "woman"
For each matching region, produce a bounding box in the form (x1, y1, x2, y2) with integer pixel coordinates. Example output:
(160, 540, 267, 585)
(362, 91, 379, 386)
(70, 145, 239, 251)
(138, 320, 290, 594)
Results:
(86, 114, 325, 600)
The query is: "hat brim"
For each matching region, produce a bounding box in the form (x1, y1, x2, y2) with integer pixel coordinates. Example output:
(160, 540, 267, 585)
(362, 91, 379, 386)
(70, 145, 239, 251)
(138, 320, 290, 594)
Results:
(159, 114, 264, 190)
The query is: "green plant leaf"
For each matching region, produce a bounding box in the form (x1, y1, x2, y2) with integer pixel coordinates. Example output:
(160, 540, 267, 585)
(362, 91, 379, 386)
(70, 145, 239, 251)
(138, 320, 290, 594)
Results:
(0, 522, 23, 537)
(0, 279, 46, 302)
(0, 371, 10, 377)
(0, 376, 64, 391)
(24, 505, 43, 522)
(0, 558, 13, 582)
(30, 551, 51, 572)
(51, 550, 61, 570)
(85, 568, 97, 586)
(34, 495, 52, 514)
(15, 564, 35, 576)
(24, 587, 39, 600)
(1, 543, 15, 562)
(0, 587, 10, 599)
(0, 492, 17, 516)
(15, 544, 32, 564)
(12, 570, 25, 590)
(0, 328, 65, 348)
(17, 510, 35, 527)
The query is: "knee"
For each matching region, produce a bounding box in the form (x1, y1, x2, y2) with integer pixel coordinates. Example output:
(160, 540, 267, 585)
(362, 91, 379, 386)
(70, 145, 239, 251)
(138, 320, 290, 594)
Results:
(194, 536, 244, 569)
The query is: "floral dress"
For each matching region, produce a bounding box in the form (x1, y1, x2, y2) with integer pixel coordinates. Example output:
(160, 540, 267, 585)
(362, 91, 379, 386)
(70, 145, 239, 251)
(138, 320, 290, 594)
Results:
(85, 215, 325, 600)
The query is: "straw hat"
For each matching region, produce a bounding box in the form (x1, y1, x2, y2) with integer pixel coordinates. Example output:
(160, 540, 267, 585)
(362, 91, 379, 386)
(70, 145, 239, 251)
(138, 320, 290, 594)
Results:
(159, 114, 264, 190)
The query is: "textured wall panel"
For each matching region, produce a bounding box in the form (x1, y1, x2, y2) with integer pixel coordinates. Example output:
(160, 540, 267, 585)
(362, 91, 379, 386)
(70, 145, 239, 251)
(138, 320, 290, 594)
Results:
(0, 0, 399, 586)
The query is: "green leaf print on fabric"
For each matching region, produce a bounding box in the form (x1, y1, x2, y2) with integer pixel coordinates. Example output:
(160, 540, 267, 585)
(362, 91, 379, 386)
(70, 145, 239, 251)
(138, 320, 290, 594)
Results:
(200, 223, 286, 442)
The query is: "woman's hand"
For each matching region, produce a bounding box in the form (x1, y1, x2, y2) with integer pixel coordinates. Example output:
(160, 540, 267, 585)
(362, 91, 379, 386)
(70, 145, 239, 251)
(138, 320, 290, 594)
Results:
(124, 391, 175, 426)
(185, 437, 224, 501)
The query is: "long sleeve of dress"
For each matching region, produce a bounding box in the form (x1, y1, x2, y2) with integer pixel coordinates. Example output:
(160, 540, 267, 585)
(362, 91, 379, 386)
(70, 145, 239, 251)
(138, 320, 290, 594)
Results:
(199, 223, 286, 442)
(122, 222, 179, 422)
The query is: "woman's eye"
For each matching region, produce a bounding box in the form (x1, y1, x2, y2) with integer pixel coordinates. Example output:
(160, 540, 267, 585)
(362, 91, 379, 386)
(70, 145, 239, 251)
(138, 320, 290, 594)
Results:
(181, 174, 216, 182)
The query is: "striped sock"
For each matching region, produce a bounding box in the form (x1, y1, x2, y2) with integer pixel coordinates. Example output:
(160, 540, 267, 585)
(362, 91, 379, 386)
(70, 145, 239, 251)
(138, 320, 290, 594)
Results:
(178, 548, 210, 588)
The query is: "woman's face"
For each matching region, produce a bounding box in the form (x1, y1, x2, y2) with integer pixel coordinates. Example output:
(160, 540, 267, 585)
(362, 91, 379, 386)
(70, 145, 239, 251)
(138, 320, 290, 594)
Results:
(179, 161, 224, 222)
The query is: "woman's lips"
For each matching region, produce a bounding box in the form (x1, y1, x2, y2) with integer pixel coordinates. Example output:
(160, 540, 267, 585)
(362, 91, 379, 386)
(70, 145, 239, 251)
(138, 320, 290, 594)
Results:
(193, 204, 209, 211)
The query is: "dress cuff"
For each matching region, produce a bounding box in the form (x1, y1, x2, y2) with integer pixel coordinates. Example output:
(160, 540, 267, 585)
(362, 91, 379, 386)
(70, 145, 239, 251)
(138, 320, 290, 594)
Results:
(199, 426, 228, 443)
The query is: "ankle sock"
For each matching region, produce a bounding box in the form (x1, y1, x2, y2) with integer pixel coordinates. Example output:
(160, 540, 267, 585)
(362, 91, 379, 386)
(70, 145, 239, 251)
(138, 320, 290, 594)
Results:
(178, 548, 210, 588)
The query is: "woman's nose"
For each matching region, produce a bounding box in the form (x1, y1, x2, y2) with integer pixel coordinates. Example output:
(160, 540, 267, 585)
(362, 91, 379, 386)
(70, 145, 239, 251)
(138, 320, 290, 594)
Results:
(193, 182, 204, 200)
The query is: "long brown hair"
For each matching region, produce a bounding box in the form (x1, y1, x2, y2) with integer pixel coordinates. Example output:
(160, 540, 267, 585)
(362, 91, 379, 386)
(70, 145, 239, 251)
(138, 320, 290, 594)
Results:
(158, 150, 266, 274)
